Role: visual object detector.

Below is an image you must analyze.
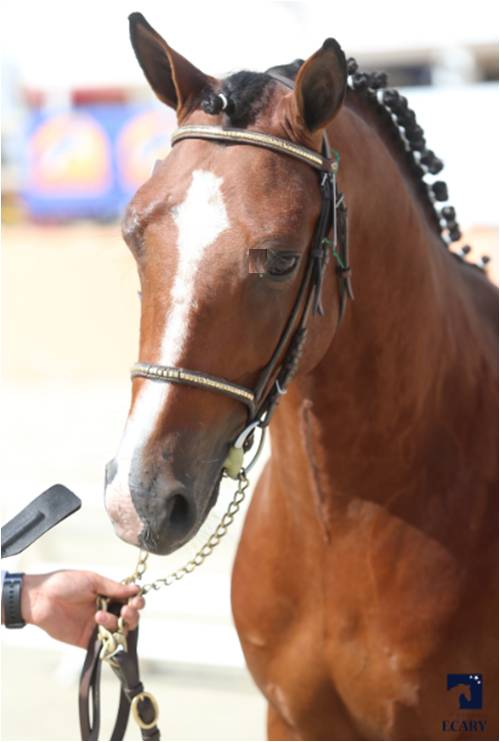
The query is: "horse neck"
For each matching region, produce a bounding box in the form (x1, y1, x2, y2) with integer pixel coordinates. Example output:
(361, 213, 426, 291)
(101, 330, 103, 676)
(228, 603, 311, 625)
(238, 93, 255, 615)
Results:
(269, 96, 496, 553)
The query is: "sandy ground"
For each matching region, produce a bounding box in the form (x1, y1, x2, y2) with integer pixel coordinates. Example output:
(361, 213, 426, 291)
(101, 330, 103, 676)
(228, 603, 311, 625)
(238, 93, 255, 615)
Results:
(1, 223, 497, 741)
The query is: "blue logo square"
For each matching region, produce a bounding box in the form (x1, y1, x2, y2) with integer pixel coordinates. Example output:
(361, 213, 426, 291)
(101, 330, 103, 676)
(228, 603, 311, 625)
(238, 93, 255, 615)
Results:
(447, 674, 483, 710)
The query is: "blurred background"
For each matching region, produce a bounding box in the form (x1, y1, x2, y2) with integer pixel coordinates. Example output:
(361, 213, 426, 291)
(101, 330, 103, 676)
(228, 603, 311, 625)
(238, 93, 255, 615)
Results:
(1, 1, 498, 740)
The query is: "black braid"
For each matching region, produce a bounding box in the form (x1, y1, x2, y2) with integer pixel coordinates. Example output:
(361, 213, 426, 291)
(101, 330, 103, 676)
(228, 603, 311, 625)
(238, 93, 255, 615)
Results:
(201, 71, 275, 128)
(345, 58, 489, 271)
(202, 92, 227, 115)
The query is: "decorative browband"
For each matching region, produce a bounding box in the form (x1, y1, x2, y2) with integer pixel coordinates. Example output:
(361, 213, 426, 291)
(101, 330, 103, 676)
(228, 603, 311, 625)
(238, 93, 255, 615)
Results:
(171, 125, 339, 174)
(130, 362, 255, 409)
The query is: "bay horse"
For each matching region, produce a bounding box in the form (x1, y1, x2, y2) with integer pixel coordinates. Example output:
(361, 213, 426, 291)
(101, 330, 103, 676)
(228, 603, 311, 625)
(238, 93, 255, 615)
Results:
(104, 13, 498, 740)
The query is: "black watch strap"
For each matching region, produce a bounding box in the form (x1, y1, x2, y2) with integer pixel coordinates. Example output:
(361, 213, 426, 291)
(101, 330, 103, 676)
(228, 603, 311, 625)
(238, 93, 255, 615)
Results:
(2, 572, 26, 628)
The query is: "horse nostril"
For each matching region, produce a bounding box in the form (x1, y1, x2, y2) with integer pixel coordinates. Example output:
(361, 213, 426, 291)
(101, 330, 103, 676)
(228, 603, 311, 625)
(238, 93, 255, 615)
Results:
(166, 492, 189, 526)
(136, 480, 198, 555)
(163, 491, 194, 540)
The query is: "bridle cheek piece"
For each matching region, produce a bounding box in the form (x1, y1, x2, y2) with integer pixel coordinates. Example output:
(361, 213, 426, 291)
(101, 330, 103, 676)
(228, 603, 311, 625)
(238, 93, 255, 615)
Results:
(130, 122, 352, 476)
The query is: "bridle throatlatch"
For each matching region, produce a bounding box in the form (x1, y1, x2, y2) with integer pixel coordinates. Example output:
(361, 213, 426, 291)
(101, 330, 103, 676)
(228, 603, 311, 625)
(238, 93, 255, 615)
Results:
(130, 120, 352, 478)
(80, 109, 352, 742)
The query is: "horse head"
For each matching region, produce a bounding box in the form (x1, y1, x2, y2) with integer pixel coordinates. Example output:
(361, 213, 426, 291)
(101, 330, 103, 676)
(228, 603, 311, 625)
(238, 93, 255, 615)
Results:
(105, 13, 348, 554)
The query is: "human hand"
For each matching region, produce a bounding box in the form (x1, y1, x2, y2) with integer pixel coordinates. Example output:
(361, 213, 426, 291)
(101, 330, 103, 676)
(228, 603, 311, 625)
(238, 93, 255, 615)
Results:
(20, 570, 145, 648)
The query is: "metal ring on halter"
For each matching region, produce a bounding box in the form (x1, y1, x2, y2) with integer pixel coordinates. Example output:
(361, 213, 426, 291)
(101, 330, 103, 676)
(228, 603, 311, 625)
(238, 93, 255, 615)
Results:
(244, 425, 266, 474)
(226, 419, 267, 475)
(234, 420, 262, 449)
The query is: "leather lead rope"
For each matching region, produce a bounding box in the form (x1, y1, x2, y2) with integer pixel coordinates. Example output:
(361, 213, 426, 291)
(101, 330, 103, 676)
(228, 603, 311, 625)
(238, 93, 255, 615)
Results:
(79, 602, 160, 741)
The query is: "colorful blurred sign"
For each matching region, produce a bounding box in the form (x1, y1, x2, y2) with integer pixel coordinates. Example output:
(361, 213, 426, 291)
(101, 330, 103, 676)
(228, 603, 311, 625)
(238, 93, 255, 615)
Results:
(116, 109, 173, 191)
(22, 104, 175, 220)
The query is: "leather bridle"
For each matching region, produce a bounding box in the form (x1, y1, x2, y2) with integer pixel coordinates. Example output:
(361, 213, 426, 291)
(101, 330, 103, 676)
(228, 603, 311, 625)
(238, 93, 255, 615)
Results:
(130, 116, 353, 468)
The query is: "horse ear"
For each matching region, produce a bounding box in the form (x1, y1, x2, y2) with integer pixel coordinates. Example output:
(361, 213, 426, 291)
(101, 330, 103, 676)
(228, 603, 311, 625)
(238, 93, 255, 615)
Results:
(293, 38, 347, 132)
(128, 13, 215, 119)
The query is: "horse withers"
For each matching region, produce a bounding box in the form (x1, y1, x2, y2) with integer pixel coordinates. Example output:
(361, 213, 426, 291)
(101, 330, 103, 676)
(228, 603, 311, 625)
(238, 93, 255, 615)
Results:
(104, 13, 498, 740)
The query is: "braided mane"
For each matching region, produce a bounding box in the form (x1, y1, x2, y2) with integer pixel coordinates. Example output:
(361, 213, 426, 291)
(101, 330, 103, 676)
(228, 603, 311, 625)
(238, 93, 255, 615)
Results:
(344, 58, 479, 268)
(200, 58, 490, 273)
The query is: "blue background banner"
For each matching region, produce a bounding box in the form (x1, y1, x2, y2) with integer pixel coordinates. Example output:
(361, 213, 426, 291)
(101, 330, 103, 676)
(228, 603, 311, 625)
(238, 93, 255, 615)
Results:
(22, 104, 175, 220)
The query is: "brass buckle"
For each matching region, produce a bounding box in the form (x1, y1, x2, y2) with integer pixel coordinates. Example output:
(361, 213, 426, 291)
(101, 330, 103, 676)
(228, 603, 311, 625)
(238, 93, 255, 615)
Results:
(131, 691, 159, 730)
(96, 597, 128, 662)
(98, 624, 128, 662)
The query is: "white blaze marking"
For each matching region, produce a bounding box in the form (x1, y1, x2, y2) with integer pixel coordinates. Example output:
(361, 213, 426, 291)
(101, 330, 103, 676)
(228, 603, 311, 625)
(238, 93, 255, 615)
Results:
(105, 170, 229, 541)
(161, 169, 229, 365)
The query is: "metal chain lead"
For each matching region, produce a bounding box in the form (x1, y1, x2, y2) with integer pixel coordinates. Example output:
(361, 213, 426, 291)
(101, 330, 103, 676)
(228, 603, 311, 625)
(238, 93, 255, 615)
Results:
(122, 471, 250, 595)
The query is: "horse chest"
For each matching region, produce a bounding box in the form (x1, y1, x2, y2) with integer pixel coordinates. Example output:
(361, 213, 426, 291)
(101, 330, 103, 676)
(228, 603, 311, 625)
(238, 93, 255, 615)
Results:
(233, 476, 464, 739)
(234, 564, 425, 739)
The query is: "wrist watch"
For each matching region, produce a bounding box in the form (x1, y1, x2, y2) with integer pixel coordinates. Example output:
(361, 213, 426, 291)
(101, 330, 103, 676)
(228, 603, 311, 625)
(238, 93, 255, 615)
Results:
(2, 572, 26, 628)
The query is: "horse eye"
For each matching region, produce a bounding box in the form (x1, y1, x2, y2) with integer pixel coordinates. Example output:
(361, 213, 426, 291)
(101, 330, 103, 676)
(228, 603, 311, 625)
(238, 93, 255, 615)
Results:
(267, 252, 299, 277)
